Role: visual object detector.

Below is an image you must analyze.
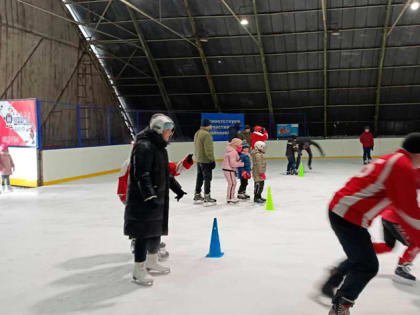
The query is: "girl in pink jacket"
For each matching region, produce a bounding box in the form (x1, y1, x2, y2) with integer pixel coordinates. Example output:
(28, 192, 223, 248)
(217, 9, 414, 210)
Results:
(0, 144, 15, 192)
(222, 138, 244, 204)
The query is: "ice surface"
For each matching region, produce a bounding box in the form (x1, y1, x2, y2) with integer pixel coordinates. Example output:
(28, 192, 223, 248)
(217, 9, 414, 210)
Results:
(0, 159, 419, 315)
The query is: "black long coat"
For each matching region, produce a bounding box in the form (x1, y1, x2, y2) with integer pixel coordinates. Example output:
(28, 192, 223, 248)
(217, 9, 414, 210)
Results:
(124, 128, 182, 239)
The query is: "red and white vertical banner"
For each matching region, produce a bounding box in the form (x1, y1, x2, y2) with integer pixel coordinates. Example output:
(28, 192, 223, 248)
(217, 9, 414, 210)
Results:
(0, 99, 38, 147)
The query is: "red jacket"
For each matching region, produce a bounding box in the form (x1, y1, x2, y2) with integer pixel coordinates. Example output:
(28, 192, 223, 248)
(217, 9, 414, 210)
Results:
(381, 168, 420, 223)
(329, 149, 420, 246)
(251, 129, 268, 149)
(360, 131, 374, 148)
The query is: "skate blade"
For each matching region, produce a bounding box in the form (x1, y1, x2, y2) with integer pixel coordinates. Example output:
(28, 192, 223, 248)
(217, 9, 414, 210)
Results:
(132, 278, 153, 286)
(393, 275, 416, 286)
(203, 202, 217, 207)
(194, 200, 204, 204)
(147, 268, 171, 275)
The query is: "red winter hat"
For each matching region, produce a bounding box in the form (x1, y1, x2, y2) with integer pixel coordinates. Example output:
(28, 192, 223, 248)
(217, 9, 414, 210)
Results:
(254, 125, 263, 132)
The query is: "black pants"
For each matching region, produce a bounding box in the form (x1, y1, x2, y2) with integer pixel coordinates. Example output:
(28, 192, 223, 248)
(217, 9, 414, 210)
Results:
(287, 155, 296, 172)
(195, 163, 213, 195)
(329, 211, 379, 304)
(134, 236, 161, 262)
(363, 147, 372, 162)
(238, 178, 248, 194)
(296, 148, 313, 168)
(254, 181, 265, 199)
(382, 218, 409, 248)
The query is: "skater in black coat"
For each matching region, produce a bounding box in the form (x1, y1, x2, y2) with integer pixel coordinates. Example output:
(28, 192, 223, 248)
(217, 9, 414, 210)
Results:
(295, 138, 325, 170)
(125, 113, 186, 286)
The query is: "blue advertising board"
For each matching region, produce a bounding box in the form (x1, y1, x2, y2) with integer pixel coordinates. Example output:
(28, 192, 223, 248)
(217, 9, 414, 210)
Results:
(276, 124, 299, 138)
(201, 113, 244, 141)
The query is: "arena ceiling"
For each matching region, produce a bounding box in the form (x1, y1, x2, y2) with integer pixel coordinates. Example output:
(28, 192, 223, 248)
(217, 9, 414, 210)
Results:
(20, 0, 420, 136)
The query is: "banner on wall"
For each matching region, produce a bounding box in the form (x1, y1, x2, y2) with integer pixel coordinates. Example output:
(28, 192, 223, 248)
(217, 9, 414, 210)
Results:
(0, 99, 38, 147)
(201, 113, 244, 141)
(276, 124, 299, 138)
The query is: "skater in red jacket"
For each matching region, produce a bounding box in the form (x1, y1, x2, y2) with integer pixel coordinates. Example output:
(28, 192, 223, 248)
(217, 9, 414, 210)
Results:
(321, 133, 420, 315)
(360, 126, 374, 165)
(372, 168, 420, 285)
(251, 125, 268, 149)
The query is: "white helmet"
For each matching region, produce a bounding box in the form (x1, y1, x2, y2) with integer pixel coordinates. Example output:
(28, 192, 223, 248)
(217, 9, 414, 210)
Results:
(254, 141, 266, 152)
(149, 113, 174, 134)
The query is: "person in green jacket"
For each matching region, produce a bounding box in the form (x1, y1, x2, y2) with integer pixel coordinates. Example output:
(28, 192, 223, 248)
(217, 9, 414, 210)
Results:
(194, 119, 216, 204)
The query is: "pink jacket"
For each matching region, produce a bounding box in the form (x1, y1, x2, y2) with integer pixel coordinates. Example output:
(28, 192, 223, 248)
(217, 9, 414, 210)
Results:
(0, 151, 15, 176)
(222, 145, 244, 171)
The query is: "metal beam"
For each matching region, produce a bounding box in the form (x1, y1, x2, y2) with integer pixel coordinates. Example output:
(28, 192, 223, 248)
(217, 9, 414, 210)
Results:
(114, 48, 139, 81)
(387, 0, 414, 37)
(374, 0, 393, 136)
(83, 24, 420, 44)
(118, 0, 198, 48)
(252, 0, 274, 120)
(81, 3, 406, 23)
(183, 0, 220, 112)
(218, 0, 259, 45)
(95, 44, 420, 61)
(94, 0, 113, 29)
(126, 7, 175, 115)
(321, 0, 328, 138)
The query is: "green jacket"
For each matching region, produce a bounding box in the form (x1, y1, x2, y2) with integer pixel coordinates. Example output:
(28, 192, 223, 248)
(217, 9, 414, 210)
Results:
(194, 127, 215, 163)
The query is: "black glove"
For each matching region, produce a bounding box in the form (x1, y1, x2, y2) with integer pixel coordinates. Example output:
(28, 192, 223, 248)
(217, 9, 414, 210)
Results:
(210, 161, 216, 170)
(187, 154, 193, 164)
(175, 190, 187, 202)
(145, 197, 159, 208)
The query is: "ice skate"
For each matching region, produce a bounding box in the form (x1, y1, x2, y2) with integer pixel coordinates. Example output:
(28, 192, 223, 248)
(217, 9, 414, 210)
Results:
(203, 194, 217, 206)
(194, 193, 204, 204)
(244, 193, 250, 199)
(6, 185, 13, 192)
(254, 198, 265, 204)
(237, 193, 247, 200)
(146, 253, 170, 275)
(132, 262, 154, 286)
(158, 242, 169, 261)
(308, 165, 312, 170)
(227, 198, 239, 204)
(393, 262, 416, 285)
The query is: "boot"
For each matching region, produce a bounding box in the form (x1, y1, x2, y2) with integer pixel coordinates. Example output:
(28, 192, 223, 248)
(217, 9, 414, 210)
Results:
(244, 193, 250, 199)
(394, 262, 416, 284)
(132, 262, 154, 286)
(146, 253, 170, 274)
(194, 193, 204, 204)
(329, 303, 351, 315)
(204, 194, 216, 204)
(321, 267, 345, 298)
(237, 193, 247, 200)
(158, 242, 169, 261)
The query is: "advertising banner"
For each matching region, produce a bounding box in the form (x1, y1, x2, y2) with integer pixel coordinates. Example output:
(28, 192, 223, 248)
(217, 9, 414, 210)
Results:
(0, 99, 38, 147)
(276, 124, 299, 138)
(201, 113, 244, 141)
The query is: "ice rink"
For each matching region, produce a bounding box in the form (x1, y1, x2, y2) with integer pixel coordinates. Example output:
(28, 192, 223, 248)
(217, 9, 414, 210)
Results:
(1, 159, 419, 315)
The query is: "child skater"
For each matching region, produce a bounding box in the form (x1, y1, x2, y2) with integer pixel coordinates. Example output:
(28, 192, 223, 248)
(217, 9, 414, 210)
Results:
(0, 144, 15, 193)
(286, 135, 298, 175)
(252, 141, 267, 203)
(222, 138, 244, 204)
(237, 141, 252, 200)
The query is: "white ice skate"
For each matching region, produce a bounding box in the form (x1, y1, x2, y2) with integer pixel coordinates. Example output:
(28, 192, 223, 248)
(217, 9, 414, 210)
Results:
(5, 185, 13, 192)
(132, 262, 154, 286)
(146, 253, 170, 275)
(227, 198, 239, 204)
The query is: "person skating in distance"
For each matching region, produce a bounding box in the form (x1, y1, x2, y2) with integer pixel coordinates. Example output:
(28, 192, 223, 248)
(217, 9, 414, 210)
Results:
(321, 133, 420, 314)
(295, 138, 325, 170)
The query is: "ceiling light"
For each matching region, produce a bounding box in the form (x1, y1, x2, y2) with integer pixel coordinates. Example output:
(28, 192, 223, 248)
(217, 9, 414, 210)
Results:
(199, 37, 208, 43)
(331, 31, 341, 36)
(411, 1, 419, 10)
(240, 18, 248, 25)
